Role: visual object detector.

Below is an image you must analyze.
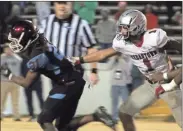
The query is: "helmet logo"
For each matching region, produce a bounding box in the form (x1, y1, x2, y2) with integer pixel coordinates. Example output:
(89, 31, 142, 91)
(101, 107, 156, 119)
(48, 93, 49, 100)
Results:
(14, 26, 25, 33)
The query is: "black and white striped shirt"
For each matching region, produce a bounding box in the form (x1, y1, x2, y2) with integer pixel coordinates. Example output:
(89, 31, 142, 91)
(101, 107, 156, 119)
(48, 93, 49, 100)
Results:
(39, 14, 97, 57)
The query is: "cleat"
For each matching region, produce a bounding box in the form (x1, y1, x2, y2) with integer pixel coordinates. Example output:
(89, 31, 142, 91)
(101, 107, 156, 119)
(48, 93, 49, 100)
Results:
(94, 106, 116, 130)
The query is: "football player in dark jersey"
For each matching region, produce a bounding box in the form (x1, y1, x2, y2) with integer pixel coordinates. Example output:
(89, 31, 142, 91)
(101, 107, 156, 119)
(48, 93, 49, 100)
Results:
(1, 20, 116, 131)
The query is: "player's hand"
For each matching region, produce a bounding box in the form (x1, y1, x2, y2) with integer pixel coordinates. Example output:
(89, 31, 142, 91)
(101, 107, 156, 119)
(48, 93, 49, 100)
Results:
(155, 85, 165, 98)
(149, 72, 164, 83)
(0, 64, 12, 79)
(67, 57, 81, 66)
(89, 73, 99, 85)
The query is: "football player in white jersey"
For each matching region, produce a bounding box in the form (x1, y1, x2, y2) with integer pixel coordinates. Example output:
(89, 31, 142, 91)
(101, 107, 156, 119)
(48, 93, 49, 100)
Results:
(68, 9, 182, 130)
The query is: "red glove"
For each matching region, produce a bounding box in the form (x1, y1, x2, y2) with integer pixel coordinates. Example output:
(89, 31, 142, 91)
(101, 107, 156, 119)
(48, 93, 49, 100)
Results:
(155, 85, 165, 98)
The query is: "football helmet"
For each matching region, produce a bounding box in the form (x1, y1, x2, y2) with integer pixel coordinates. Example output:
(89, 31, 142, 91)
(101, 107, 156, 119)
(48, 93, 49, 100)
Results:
(8, 20, 39, 53)
(116, 9, 147, 40)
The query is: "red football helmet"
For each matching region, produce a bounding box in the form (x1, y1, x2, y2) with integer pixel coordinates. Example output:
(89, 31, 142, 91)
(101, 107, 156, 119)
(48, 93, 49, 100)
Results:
(8, 20, 39, 53)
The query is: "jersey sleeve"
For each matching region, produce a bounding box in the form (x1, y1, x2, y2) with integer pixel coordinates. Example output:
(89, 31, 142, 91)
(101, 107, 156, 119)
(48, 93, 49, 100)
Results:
(45, 44, 65, 65)
(112, 36, 123, 52)
(156, 29, 169, 48)
(27, 53, 49, 72)
(45, 44, 73, 69)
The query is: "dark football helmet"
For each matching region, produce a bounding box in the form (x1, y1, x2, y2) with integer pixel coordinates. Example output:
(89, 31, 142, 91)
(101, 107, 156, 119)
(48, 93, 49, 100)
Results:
(8, 20, 39, 53)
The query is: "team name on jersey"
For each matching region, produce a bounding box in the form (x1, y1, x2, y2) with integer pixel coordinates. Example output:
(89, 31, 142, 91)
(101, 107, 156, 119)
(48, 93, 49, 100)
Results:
(130, 50, 157, 60)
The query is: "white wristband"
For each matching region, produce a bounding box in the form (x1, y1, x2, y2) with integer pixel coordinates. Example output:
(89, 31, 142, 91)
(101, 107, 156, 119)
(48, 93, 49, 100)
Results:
(9, 74, 13, 80)
(163, 72, 168, 80)
(161, 79, 177, 91)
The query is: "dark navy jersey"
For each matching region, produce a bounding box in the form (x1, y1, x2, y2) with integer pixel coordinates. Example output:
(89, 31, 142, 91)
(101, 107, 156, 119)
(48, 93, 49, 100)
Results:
(26, 42, 74, 84)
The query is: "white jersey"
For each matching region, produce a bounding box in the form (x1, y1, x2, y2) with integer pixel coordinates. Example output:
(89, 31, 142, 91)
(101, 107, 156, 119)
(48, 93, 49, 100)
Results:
(112, 28, 169, 78)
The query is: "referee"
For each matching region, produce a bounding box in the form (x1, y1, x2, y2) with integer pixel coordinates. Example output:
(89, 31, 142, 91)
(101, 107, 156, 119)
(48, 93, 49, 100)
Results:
(39, 1, 98, 84)
(39, 1, 101, 131)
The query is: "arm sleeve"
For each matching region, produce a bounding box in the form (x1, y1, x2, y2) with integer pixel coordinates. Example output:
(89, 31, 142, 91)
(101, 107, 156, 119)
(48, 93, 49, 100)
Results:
(81, 20, 97, 48)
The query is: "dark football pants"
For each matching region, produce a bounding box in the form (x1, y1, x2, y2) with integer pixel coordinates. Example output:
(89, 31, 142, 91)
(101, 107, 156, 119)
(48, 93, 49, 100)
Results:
(37, 71, 86, 129)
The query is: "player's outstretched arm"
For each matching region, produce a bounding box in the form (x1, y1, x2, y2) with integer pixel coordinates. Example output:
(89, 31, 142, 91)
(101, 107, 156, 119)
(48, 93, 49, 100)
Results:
(81, 47, 118, 63)
(1, 64, 38, 88)
(11, 71, 38, 88)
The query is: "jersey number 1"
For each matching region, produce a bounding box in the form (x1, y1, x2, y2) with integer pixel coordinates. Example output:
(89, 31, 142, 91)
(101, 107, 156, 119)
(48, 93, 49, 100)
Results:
(143, 58, 154, 72)
(142, 29, 157, 72)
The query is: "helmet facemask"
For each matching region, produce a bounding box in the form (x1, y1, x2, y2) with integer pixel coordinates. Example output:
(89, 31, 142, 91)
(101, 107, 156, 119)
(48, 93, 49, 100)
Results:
(8, 32, 28, 53)
(116, 24, 139, 41)
(8, 30, 39, 53)
(7, 20, 39, 53)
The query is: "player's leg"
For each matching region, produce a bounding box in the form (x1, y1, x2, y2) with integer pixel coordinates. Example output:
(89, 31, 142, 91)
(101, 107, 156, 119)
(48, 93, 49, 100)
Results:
(24, 88, 34, 119)
(119, 81, 157, 131)
(54, 72, 87, 131)
(56, 92, 115, 130)
(160, 89, 182, 127)
(55, 94, 87, 131)
(151, 68, 182, 127)
(56, 72, 115, 130)
(35, 83, 44, 110)
(64, 75, 116, 130)
(37, 86, 69, 131)
(61, 106, 116, 131)
(37, 98, 60, 131)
